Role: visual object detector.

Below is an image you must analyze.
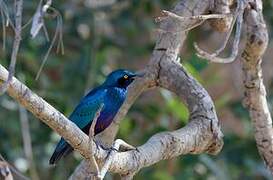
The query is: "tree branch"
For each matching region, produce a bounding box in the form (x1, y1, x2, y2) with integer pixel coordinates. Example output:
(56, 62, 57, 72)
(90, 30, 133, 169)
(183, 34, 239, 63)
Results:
(19, 105, 40, 180)
(241, 0, 273, 173)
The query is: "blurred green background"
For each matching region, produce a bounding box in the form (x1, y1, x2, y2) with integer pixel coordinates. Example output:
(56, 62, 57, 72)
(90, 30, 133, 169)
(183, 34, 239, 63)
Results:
(1, 0, 273, 179)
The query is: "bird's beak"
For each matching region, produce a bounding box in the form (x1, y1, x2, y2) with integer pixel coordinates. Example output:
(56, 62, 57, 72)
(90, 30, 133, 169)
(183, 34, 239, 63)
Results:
(129, 72, 145, 80)
(134, 72, 145, 78)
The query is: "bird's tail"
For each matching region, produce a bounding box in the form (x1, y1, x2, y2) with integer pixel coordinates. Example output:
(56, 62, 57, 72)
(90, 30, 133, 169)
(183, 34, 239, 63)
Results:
(49, 139, 73, 165)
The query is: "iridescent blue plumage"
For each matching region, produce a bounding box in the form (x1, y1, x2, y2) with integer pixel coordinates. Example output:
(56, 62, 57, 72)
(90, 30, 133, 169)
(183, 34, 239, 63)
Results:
(49, 69, 139, 164)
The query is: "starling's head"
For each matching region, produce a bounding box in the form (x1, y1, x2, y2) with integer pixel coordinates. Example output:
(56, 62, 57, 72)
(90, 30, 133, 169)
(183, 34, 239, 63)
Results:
(103, 69, 142, 89)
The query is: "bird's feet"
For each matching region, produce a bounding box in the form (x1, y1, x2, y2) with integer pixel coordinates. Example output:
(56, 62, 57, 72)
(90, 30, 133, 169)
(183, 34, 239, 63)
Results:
(98, 139, 138, 179)
(94, 138, 138, 152)
(111, 139, 137, 152)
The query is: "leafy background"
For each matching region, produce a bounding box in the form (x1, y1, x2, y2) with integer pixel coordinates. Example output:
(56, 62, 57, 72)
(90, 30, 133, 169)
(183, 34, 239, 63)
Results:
(0, 0, 273, 179)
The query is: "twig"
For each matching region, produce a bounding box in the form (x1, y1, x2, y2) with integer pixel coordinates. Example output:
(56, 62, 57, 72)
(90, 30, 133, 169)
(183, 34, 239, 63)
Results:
(19, 100, 40, 180)
(194, 0, 245, 63)
(35, 6, 64, 80)
(87, 105, 104, 179)
(241, 0, 273, 173)
(0, 7, 6, 51)
(194, 11, 236, 58)
(156, 10, 231, 23)
(155, 10, 231, 33)
(0, 0, 15, 30)
(0, 0, 23, 94)
(42, 23, 50, 41)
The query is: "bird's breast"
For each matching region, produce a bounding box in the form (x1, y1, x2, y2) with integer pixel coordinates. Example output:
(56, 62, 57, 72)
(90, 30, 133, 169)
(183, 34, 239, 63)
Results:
(94, 87, 127, 134)
(105, 87, 127, 106)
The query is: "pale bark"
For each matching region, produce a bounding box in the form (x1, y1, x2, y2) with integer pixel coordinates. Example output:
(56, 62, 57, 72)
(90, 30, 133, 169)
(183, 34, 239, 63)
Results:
(241, 0, 273, 172)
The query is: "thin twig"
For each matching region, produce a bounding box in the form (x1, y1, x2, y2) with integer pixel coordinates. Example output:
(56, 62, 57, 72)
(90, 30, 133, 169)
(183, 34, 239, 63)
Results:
(156, 10, 231, 23)
(42, 22, 50, 41)
(0, 7, 6, 51)
(87, 105, 104, 178)
(194, 0, 245, 63)
(19, 93, 40, 180)
(0, 0, 15, 30)
(194, 11, 237, 58)
(35, 7, 64, 80)
(0, 0, 23, 94)
(22, 17, 33, 30)
(155, 10, 232, 33)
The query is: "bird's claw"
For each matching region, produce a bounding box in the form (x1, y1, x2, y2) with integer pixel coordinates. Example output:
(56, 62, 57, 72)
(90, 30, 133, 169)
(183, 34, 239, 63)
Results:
(108, 139, 138, 152)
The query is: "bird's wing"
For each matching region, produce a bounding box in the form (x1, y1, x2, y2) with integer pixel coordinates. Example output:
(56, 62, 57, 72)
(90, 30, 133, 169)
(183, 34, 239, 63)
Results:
(68, 88, 107, 130)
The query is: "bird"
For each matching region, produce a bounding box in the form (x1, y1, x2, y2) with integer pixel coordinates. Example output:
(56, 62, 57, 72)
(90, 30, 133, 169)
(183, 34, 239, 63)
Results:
(49, 69, 141, 165)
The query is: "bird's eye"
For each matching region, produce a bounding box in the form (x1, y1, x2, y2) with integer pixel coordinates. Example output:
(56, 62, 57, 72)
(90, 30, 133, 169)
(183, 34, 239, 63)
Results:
(118, 75, 129, 87)
(123, 75, 128, 79)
